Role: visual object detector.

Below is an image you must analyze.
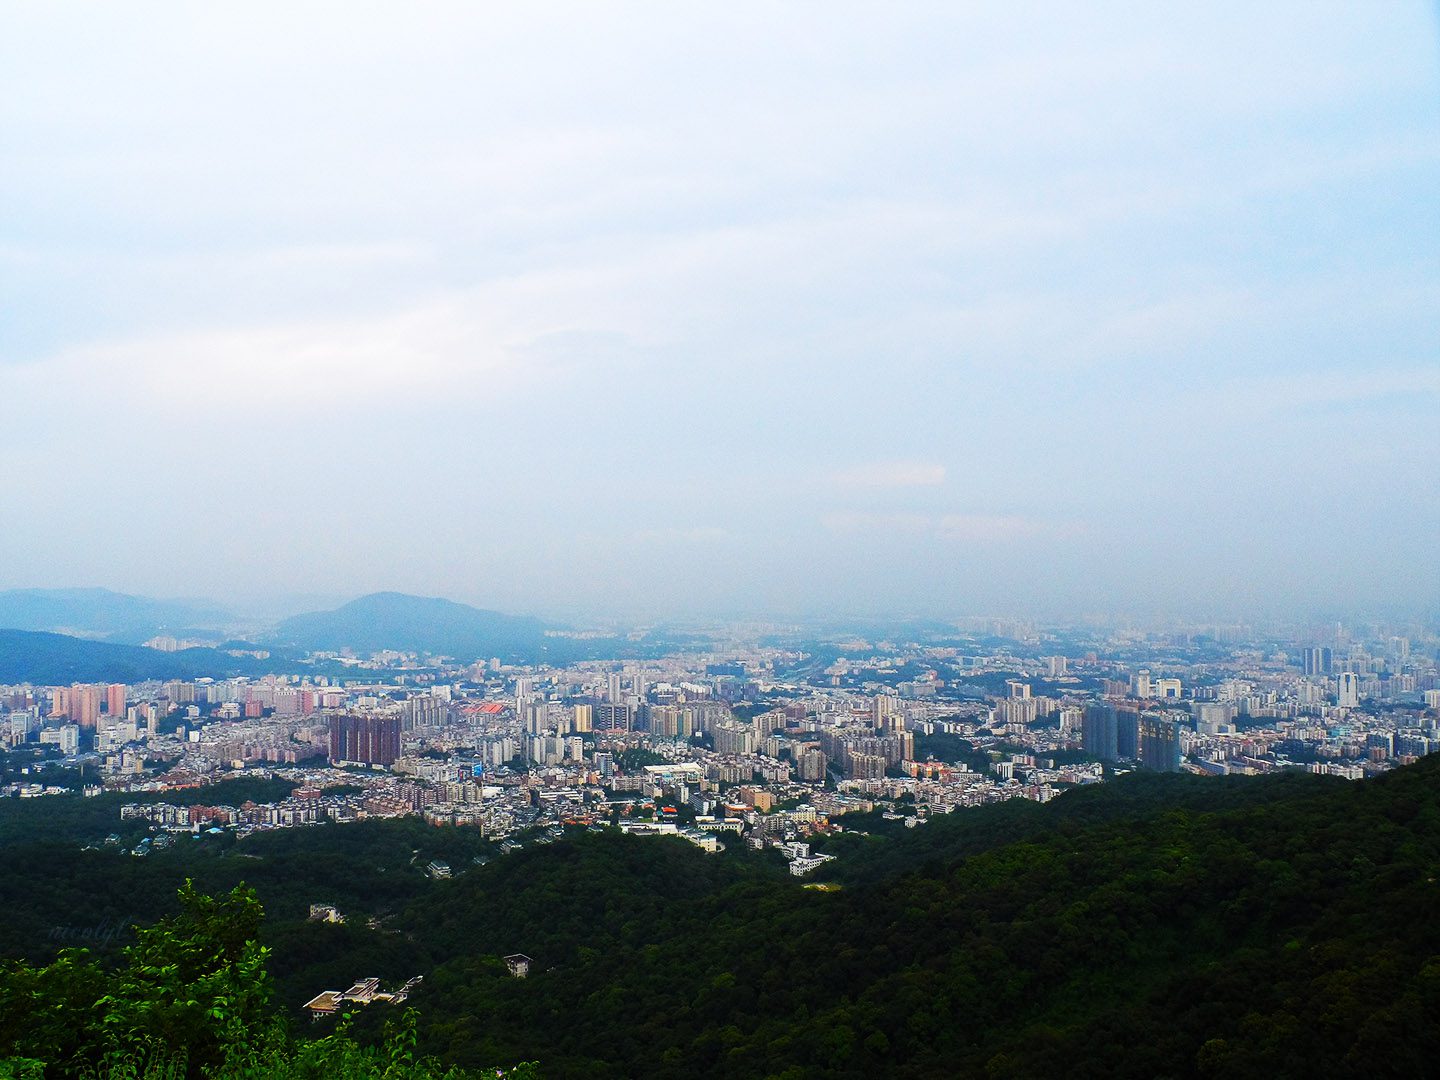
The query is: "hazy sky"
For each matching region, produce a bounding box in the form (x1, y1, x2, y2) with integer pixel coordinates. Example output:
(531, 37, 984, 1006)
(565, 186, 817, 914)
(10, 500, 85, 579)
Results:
(2, 3, 1437, 622)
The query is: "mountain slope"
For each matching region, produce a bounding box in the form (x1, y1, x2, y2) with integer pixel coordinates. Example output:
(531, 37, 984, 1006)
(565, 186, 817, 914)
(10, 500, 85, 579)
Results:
(0, 587, 232, 641)
(3, 751, 1437, 1077)
(272, 592, 551, 660)
(0, 629, 275, 683)
(394, 758, 1440, 1078)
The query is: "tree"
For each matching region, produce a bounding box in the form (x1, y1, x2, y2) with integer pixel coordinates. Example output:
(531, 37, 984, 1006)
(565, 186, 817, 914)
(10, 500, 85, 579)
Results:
(0, 881, 269, 1077)
(0, 884, 535, 1079)
(96, 880, 271, 1075)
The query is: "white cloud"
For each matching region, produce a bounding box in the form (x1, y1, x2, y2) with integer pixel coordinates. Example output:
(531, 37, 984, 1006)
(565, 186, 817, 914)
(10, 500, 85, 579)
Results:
(0, 3, 1434, 614)
(4, 253, 673, 413)
(23, 304, 514, 412)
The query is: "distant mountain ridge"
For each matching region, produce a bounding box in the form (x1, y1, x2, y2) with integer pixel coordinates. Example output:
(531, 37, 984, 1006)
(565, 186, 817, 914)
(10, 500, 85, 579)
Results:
(0, 588, 233, 643)
(0, 629, 278, 684)
(271, 591, 553, 661)
(0, 588, 619, 670)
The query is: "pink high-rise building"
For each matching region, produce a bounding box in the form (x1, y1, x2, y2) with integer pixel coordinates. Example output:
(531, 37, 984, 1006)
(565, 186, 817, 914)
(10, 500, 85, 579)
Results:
(68, 685, 100, 728)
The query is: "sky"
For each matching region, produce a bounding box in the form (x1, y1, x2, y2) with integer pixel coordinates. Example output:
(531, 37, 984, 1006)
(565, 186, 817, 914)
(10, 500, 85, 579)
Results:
(2, 3, 1437, 623)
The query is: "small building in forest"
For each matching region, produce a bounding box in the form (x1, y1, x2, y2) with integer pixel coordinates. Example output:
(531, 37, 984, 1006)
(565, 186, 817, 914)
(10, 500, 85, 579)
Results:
(303, 975, 423, 1021)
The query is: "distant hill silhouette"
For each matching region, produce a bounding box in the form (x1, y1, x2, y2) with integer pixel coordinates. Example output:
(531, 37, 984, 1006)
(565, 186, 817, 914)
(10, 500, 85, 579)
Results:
(0, 629, 276, 684)
(0, 588, 233, 642)
(271, 592, 553, 661)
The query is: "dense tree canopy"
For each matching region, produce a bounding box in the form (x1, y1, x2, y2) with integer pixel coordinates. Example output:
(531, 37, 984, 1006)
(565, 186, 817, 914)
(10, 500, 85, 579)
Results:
(3, 757, 1439, 1077)
(0, 882, 534, 1079)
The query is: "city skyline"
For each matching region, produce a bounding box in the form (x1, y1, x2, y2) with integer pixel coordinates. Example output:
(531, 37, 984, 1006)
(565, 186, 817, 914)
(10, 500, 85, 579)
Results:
(3, 4, 1437, 620)
(4, 7, 1439, 1075)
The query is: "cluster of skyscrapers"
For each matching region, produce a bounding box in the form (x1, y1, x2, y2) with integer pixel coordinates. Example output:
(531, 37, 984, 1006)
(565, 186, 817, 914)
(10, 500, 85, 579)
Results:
(1080, 704, 1183, 771)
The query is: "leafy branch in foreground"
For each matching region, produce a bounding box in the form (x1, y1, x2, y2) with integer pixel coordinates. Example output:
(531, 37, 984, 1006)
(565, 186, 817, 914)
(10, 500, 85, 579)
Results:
(0, 882, 535, 1080)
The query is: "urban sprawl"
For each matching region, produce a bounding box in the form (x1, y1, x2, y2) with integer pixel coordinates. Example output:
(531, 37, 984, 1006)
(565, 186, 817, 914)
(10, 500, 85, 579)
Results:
(4, 622, 1437, 875)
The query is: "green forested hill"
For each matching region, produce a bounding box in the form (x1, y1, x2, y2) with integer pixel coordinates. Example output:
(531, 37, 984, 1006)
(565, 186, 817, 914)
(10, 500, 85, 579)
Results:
(0, 629, 274, 684)
(2, 759, 1439, 1078)
(385, 761, 1440, 1078)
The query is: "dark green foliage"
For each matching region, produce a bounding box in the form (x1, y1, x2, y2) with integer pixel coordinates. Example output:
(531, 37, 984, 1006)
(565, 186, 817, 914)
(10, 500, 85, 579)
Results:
(613, 748, 667, 770)
(729, 703, 773, 721)
(5, 757, 1440, 1077)
(0, 777, 296, 849)
(0, 884, 535, 1079)
(913, 731, 991, 768)
(0, 810, 485, 977)
(394, 758, 1440, 1078)
(0, 882, 267, 1075)
(207, 1011, 538, 1079)
(129, 777, 297, 809)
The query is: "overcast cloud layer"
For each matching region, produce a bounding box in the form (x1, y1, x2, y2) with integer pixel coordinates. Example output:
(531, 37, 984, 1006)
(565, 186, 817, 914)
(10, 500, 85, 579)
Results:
(2, 3, 1437, 622)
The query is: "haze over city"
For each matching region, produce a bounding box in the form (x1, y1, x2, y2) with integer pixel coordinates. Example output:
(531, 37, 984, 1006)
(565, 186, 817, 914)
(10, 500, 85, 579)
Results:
(2, 3, 1436, 620)
(5, 9, 1440, 1078)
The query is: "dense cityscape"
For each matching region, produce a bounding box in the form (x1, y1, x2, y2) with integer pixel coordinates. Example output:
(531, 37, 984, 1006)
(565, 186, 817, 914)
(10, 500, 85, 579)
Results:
(6, 614, 1436, 876)
(4, 4, 1436, 1075)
